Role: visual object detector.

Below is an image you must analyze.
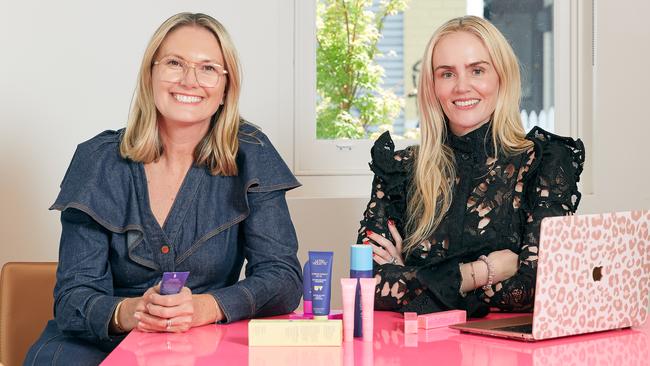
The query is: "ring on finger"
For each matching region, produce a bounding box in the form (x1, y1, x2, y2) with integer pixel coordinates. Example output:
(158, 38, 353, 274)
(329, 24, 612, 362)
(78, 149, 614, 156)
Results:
(166, 319, 172, 330)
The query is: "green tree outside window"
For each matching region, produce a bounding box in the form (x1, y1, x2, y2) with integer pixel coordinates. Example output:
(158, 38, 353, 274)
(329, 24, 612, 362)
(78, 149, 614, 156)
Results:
(317, 0, 410, 139)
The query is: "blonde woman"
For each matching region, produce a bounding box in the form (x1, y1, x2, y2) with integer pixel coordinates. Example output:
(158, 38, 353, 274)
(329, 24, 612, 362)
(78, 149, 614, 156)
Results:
(27, 13, 302, 364)
(358, 16, 584, 317)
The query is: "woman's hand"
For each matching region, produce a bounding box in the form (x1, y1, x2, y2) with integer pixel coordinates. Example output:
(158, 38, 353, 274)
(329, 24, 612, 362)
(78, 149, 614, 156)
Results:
(134, 284, 195, 333)
(487, 249, 519, 283)
(366, 220, 405, 266)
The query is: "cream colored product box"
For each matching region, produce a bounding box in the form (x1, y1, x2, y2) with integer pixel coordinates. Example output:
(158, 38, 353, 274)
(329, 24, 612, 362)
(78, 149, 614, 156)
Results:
(248, 319, 343, 346)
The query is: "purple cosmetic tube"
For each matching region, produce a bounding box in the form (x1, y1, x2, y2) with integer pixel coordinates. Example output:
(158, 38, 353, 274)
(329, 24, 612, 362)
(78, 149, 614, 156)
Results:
(303, 260, 313, 315)
(350, 244, 373, 337)
(160, 271, 189, 295)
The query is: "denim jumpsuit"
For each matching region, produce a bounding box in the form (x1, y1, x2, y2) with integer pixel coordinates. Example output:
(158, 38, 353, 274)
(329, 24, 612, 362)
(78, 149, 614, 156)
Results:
(25, 122, 303, 365)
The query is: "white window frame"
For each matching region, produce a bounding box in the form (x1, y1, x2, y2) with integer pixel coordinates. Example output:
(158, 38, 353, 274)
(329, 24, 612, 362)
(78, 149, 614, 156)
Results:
(292, 0, 593, 196)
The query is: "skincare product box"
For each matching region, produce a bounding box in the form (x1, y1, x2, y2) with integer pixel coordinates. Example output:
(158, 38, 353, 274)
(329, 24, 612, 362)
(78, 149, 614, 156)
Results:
(248, 319, 342, 346)
(404, 312, 418, 334)
(418, 310, 467, 329)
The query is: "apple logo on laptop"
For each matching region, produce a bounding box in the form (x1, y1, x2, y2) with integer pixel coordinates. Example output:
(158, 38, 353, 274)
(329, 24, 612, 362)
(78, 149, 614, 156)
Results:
(592, 266, 603, 281)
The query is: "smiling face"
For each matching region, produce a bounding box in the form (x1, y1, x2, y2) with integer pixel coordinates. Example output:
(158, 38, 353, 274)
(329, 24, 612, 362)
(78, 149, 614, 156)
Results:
(152, 25, 226, 128)
(432, 31, 500, 136)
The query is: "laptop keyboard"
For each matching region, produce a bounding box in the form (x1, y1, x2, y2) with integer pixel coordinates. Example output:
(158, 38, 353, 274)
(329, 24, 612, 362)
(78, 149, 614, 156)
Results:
(494, 324, 533, 334)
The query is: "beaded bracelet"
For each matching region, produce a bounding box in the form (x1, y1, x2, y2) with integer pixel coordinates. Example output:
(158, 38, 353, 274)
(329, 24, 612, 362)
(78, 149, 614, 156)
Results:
(478, 255, 495, 290)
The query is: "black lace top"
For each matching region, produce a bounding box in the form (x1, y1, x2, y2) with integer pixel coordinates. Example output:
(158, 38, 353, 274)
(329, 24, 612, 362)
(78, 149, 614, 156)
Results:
(357, 123, 585, 317)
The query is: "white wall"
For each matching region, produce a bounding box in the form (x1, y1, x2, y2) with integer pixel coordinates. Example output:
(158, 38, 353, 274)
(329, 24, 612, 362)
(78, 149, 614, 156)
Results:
(1, 0, 649, 311)
(0, 0, 294, 260)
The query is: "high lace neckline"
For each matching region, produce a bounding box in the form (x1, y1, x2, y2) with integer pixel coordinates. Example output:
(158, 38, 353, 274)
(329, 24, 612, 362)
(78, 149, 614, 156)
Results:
(446, 121, 493, 155)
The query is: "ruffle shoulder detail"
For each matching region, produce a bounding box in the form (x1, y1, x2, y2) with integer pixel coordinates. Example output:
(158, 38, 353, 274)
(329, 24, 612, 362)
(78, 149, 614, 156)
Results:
(524, 127, 586, 211)
(50, 129, 142, 233)
(237, 121, 300, 193)
(368, 131, 415, 227)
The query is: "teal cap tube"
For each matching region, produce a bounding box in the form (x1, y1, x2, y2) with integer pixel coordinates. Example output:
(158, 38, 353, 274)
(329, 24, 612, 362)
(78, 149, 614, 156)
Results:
(309, 251, 333, 319)
(350, 244, 373, 337)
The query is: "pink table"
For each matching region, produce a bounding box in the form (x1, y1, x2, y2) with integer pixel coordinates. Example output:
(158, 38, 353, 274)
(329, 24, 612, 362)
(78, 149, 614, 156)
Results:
(101, 311, 649, 366)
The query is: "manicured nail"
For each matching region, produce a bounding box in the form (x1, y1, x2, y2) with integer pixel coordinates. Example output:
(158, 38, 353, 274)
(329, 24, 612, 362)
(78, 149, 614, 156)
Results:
(366, 230, 374, 237)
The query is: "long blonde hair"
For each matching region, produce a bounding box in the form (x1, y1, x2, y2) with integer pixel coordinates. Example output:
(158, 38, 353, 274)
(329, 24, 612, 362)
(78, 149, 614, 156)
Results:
(120, 12, 242, 176)
(404, 16, 533, 254)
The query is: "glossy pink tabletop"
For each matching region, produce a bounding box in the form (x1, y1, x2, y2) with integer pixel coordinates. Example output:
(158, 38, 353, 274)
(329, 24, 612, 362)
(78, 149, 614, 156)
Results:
(101, 311, 649, 366)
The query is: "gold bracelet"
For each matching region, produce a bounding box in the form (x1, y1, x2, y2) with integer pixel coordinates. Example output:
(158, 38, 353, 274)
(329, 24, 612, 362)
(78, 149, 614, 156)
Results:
(113, 300, 126, 333)
(469, 262, 478, 289)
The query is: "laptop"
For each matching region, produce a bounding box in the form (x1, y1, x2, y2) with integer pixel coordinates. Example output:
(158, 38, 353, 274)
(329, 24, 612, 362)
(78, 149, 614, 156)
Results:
(450, 210, 650, 341)
(450, 327, 650, 365)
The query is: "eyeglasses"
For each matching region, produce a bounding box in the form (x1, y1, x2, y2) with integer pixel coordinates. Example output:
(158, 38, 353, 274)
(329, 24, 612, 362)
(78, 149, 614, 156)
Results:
(153, 55, 228, 88)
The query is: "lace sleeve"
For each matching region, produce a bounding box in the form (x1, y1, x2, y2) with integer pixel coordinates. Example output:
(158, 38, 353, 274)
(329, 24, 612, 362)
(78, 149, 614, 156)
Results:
(480, 129, 585, 311)
(357, 132, 420, 310)
(357, 132, 413, 244)
(357, 133, 479, 314)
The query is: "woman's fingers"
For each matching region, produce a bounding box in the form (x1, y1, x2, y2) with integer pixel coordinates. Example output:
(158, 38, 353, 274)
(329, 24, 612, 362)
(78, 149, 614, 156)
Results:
(367, 231, 397, 256)
(373, 253, 387, 265)
(135, 311, 167, 331)
(136, 285, 195, 333)
(135, 311, 192, 333)
(371, 244, 392, 262)
(387, 220, 403, 254)
(366, 223, 405, 266)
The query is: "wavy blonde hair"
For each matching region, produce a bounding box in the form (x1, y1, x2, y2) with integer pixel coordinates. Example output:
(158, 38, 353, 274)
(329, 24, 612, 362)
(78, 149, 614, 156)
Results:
(404, 16, 533, 255)
(120, 12, 241, 176)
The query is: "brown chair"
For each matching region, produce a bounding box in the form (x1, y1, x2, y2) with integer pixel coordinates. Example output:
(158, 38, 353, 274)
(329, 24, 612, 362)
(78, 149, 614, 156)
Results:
(0, 262, 57, 366)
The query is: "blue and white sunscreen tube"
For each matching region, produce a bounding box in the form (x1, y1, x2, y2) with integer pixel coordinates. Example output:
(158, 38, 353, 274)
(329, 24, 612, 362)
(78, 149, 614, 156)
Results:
(350, 245, 373, 337)
(309, 251, 333, 320)
(303, 260, 312, 315)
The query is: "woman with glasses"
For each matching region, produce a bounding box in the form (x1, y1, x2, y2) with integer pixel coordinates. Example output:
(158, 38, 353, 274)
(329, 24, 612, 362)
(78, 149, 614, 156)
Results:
(26, 13, 302, 364)
(357, 16, 584, 317)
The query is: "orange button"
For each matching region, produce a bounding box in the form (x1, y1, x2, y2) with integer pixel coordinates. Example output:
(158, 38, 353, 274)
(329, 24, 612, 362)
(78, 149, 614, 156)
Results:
(161, 245, 170, 254)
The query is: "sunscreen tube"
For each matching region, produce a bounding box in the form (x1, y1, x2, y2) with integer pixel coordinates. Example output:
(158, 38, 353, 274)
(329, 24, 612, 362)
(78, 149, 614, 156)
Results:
(359, 278, 376, 342)
(340, 278, 358, 342)
(303, 260, 312, 315)
(350, 244, 373, 337)
(309, 251, 333, 319)
(160, 272, 189, 295)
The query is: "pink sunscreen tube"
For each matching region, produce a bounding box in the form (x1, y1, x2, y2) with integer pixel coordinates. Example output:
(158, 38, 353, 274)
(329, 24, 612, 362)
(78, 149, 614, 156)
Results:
(359, 278, 376, 342)
(340, 278, 358, 342)
(160, 271, 189, 295)
(418, 309, 466, 329)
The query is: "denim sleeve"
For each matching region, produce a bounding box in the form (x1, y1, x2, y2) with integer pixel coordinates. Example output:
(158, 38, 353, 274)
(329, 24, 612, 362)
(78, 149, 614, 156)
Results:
(209, 190, 303, 322)
(53, 208, 122, 343)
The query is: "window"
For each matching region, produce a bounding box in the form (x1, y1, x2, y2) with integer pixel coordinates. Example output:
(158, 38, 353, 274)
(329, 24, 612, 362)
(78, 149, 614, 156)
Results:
(294, 0, 590, 188)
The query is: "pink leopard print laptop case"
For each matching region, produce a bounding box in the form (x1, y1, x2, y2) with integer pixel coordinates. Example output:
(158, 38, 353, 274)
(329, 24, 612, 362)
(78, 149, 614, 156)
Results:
(533, 210, 650, 340)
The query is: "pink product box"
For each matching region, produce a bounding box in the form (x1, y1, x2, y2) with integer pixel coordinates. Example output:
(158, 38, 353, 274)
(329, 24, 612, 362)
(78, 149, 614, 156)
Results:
(404, 312, 419, 334)
(417, 310, 467, 329)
